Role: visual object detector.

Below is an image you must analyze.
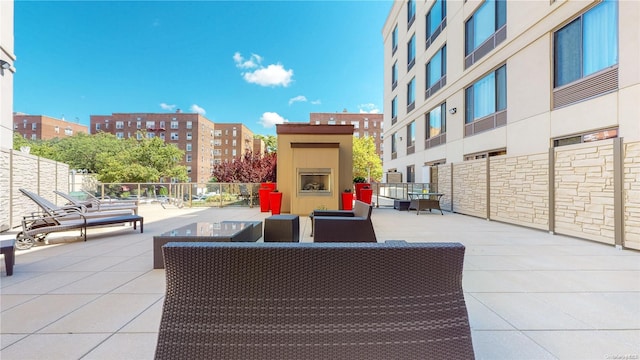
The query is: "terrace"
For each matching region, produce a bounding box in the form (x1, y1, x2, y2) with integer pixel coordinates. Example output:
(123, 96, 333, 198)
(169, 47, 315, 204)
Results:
(1, 203, 638, 359)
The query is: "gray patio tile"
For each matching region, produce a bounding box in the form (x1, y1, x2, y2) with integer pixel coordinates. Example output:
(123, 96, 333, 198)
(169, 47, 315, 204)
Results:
(1, 294, 99, 333)
(38, 293, 162, 333)
(119, 299, 164, 333)
(106, 254, 153, 272)
(471, 293, 593, 330)
(82, 332, 158, 360)
(58, 255, 132, 272)
(0, 294, 37, 311)
(1, 271, 93, 295)
(471, 330, 557, 360)
(111, 270, 166, 294)
(523, 330, 640, 360)
(0, 333, 110, 360)
(0, 334, 27, 350)
(464, 294, 515, 330)
(49, 271, 147, 294)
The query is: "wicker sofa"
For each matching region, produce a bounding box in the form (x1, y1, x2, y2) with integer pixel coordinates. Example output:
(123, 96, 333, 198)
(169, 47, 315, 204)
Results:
(155, 241, 475, 360)
(313, 200, 377, 242)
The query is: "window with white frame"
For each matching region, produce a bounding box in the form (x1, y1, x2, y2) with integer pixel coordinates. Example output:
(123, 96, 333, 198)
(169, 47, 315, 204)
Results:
(54, 126, 59, 133)
(65, 128, 73, 136)
(171, 121, 178, 129)
(159, 121, 165, 129)
(136, 121, 142, 129)
(95, 123, 101, 131)
(147, 133, 155, 139)
(186, 154, 192, 162)
(407, 121, 415, 148)
(186, 132, 192, 140)
(31, 134, 37, 140)
(186, 143, 192, 152)
(116, 132, 124, 139)
(186, 121, 192, 129)
(116, 121, 124, 129)
(146, 121, 155, 129)
(170, 133, 179, 140)
(232, 149, 237, 157)
(465, 0, 506, 68)
(159, 132, 165, 140)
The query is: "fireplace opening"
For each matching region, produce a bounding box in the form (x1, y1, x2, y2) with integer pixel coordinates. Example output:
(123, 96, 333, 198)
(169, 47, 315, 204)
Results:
(298, 168, 332, 195)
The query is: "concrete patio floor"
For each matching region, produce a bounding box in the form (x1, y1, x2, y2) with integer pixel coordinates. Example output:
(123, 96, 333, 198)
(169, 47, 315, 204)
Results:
(1, 203, 639, 360)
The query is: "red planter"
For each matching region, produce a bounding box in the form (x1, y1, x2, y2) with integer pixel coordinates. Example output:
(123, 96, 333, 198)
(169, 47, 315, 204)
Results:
(359, 188, 373, 204)
(258, 183, 277, 212)
(269, 191, 282, 215)
(354, 183, 370, 200)
(341, 192, 353, 210)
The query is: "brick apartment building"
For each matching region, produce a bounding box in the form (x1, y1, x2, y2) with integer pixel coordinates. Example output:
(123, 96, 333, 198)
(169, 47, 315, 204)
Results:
(13, 114, 88, 140)
(212, 123, 256, 164)
(90, 112, 217, 184)
(310, 111, 384, 161)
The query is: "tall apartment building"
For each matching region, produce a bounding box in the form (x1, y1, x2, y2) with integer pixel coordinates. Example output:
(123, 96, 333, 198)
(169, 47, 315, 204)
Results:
(383, 0, 639, 182)
(310, 111, 384, 161)
(212, 123, 255, 164)
(90, 112, 216, 184)
(13, 114, 88, 140)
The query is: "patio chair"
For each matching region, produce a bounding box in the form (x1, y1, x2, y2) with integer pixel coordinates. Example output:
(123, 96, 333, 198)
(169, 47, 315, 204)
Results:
(54, 190, 139, 215)
(155, 241, 475, 359)
(313, 200, 377, 242)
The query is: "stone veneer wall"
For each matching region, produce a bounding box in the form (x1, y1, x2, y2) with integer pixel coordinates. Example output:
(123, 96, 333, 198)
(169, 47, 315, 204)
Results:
(437, 164, 452, 211)
(1, 149, 70, 231)
(489, 153, 549, 230)
(624, 141, 640, 250)
(451, 159, 487, 218)
(554, 140, 616, 245)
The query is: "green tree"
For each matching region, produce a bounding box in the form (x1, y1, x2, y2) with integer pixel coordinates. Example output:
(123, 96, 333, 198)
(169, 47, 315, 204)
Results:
(254, 134, 277, 153)
(353, 136, 382, 182)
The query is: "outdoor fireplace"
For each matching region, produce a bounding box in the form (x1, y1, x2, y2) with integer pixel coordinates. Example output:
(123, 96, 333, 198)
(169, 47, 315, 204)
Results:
(298, 168, 332, 195)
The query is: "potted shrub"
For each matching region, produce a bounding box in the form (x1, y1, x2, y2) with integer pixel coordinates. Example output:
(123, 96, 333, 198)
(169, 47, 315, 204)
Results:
(353, 176, 370, 201)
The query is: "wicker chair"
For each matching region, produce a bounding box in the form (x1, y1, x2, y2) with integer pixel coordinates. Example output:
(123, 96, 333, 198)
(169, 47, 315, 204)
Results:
(313, 200, 377, 242)
(155, 241, 475, 360)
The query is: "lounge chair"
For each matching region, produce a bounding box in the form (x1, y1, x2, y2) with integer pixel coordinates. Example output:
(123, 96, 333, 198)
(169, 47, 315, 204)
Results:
(54, 190, 139, 215)
(155, 241, 475, 359)
(313, 200, 377, 242)
(20, 189, 134, 219)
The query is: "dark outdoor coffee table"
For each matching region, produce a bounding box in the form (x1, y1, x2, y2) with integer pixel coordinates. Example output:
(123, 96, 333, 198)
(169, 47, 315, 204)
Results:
(153, 221, 260, 269)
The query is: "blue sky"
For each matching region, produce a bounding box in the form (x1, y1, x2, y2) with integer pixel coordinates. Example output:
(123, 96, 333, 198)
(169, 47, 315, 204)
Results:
(13, 0, 392, 136)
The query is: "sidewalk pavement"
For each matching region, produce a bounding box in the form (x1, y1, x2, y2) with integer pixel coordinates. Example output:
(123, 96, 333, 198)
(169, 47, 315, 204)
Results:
(1, 203, 639, 359)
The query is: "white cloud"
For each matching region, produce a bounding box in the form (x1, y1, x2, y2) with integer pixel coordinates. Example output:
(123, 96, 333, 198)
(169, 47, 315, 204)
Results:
(358, 103, 380, 114)
(190, 104, 206, 115)
(234, 52, 293, 87)
(233, 52, 262, 69)
(311, 99, 322, 105)
(259, 112, 288, 128)
(160, 103, 176, 111)
(288, 95, 307, 106)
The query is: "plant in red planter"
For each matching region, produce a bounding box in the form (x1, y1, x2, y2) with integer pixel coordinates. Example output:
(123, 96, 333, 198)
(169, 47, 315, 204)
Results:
(269, 189, 282, 215)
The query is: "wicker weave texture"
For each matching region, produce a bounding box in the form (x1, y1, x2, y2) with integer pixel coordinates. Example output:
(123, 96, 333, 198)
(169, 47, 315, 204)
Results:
(155, 242, 474, 360)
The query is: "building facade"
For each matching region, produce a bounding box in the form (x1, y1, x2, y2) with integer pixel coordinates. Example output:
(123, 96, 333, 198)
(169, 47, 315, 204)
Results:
(382, 0, 640, 183)
(0, 0, 15, 150)
(13, 114, 88, 140)
(213, 123, 255, 164)
(90, 112, 216, 184)
(310, 111, 384, 160)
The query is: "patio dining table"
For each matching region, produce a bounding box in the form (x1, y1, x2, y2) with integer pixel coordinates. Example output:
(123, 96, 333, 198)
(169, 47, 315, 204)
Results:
(407, 192, 444, 215)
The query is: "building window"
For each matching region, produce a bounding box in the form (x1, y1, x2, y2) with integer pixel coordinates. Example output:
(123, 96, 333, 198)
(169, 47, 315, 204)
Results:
(159, 121, 165, 129)
(406, 165, 415, 183)
(391, 132, 398, 159)
(31, 134, 37, 140)
(407, 77, 416, 112)
(232, 129, 237, 137)
(116, 132, 124, 139)
(214, 130, 222, 137)
(116, 121, 124, 129)
(425, 103, 447, 149)
(65, 128, 73, 136)
(392, 25, 398, 55)
(171, 121, 178, 129)
(391, 96, 398, 124)
(186, 132, 192, 140)
(407, 34, 416, 70)
(553, 0, 618, 108)
(95, 123, 101, 131)
(147, 132, 155, 139)
(186, 143, 192, 152)
(232, 149, 237, 157)
(426, 0, 446, 49)
(186, 154, 192, 162)
(186, 166, 192, 174)
(407, 0, 416, 27)
(159, 133, 165, 140)
(146, 121, 155, 130)
(328, 120, 336, 125)
(464, 64, 507, 136)
(465, 0, 506, 68)
(392, 61, 398, 90)
(232, 139, 237, 147)
(554, 128, 618, 147)
(426, 45, 447, 99)
(136, 133, 143, 140)
(186, 121, 193, 129)
(351, 121, 359, 129)
(136, 121, 142, 129)
(170, 133, 179, 140)
(406, 121, 415, 153)
(54, 126, 59, 134)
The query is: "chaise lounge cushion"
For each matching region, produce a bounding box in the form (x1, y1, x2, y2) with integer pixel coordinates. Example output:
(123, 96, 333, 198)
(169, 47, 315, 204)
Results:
(313, 200, 376, 242)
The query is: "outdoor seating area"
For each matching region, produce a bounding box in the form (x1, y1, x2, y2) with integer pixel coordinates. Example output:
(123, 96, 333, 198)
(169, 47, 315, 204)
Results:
(312, 200, 377, 242)
(0, 204, 638, 359)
